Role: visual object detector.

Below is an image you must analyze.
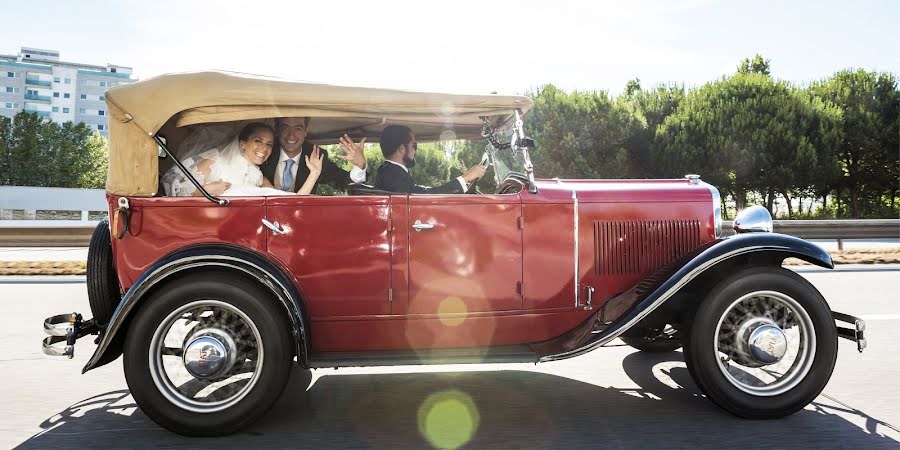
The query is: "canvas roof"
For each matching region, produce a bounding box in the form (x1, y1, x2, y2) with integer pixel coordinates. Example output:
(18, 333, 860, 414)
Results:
(104, 71, 532, 195)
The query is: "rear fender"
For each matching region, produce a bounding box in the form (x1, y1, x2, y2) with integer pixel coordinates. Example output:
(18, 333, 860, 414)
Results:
(538, 232, 832, 361)
(82, 244, 310, 373)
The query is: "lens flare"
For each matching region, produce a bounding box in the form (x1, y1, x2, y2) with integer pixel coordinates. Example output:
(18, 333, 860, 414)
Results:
(417, 390, 480, 450)
(437, 297, 468, 327)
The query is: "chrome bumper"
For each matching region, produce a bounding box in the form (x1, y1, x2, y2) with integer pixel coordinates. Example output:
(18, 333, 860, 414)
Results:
(41, 313, 99, 359)
(832, 311, 866, 353)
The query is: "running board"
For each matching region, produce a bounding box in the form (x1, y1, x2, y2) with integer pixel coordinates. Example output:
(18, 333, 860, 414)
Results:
(309, 345, 538, 369)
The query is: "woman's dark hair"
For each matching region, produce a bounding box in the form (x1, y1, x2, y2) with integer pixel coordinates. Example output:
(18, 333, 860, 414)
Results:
(379, 125, 413, 158)
(238, 122, 275, 142)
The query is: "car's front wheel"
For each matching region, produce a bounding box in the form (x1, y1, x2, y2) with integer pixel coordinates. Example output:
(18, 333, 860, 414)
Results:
(683, 266, 837, 419)
(123, 274, 293, 436)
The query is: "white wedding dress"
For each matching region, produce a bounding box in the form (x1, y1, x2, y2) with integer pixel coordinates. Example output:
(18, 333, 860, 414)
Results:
(161, 126, 290, 197)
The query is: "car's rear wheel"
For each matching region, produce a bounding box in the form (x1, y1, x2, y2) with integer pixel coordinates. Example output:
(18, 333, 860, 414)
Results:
(124, 273, 293, 436)
(684, 266, 837, 418)
(86, 219, 121, 325)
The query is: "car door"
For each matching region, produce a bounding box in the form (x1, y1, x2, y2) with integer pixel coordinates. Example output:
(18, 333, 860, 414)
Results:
(406, 194, 523, 314)
(266, 195, 392, 317)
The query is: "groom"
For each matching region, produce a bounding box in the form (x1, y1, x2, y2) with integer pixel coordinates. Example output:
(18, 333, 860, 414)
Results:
(261, 117, 368, 193)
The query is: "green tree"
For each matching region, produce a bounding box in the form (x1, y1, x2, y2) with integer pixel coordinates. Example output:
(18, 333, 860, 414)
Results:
(8, 111, 47, 186)
(737, 54, 772, 76)
(0, 116, 11, 185)
(808, 69, 899, 217)
(79, 131, 109, 188)
(655, 73, 840, 216)
(620, 82, 685, 177)
(525, 84, 641, 179)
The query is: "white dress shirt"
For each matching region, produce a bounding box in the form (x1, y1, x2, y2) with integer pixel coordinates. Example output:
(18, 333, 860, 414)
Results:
(275, 150, 367, 190)
(384, 160, 466, 191)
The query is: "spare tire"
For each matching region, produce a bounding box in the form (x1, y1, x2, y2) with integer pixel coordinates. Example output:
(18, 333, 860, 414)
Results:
(87, 219, 121, 326)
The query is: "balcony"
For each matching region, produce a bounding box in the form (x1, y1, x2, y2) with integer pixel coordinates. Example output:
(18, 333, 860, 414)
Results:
(24, 93, 51, 102)
(24, 109, 50, 117)
(25, 76, 51, 87)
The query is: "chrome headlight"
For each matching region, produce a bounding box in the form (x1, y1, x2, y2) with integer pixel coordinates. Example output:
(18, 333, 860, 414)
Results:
(733, 205, 773, 233)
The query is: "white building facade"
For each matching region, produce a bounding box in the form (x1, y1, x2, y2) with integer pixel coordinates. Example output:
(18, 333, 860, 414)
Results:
(0, 47, 136, 137)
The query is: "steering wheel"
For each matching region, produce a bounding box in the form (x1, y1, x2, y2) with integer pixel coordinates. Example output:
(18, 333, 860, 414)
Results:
(465, 151, 491, 194)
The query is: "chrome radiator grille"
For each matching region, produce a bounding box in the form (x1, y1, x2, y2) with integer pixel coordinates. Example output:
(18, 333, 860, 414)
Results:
(594, 220, 701, 275)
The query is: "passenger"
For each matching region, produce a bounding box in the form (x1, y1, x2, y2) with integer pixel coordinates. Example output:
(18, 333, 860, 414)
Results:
(339, 125, 484, 194)
(161, 122, 323, 196)
(261, 117, 368, 193)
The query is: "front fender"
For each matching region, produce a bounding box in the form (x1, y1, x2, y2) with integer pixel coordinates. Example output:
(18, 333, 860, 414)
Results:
(537, 232, 832, 361)
(82, 244, 310, 373)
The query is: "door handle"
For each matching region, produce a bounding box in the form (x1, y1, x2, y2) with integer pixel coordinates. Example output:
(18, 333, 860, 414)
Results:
(262, 219, 285, 235)
(412, 220, 434, 232)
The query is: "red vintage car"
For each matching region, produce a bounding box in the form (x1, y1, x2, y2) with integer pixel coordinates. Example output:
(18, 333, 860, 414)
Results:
(42, 71, 865, 436)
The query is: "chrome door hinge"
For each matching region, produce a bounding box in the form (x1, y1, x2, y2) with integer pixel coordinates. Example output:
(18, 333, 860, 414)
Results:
(517, 216, 524, 230)
(387, 288, 393, 302)
(581, 285, 595, 311)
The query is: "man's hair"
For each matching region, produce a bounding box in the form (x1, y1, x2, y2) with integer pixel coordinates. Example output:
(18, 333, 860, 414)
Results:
(380, 125, 412, 158)
(274, 117, 311, 128)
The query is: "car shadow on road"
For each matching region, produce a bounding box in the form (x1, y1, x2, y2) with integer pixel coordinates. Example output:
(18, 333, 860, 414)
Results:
(15, 351, 899, 449)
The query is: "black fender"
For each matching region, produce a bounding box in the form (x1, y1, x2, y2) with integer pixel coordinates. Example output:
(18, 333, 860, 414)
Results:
(83, 244, 310, 373)
(538, 232, 832, 361)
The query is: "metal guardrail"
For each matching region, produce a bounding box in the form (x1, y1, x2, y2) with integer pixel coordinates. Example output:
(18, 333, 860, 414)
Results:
(722, 219, 900, 239)
(0, 219, 896, 248)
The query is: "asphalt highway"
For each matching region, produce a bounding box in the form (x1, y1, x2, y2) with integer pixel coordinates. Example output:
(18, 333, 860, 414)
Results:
(1, 265, 898, 449)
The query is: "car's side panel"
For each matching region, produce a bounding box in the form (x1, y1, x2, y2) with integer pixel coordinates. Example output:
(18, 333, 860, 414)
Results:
(266, 195, 392, 317)
(308, 308, 585, 352)
(406, 194, 523, 314)
(389, 195, 410, 315)
(109, 196, 268, 290)
(522, 203, 577, 310)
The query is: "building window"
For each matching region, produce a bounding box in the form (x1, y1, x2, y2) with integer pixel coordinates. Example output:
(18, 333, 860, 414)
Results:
(99, 81, 107, 87)
(6, 72, 15, 78)
(80, 94, 87, 100)
(64, 78, 71, 84)
(4, 102, 11, 109)
(79, 108, 86, 114)
(64, 93, 70, 99)
(62, 107, 69, 113)
(98, 124, 104, 131)
(54, 77, 60, 83)
(99, 95, 104, 101)
(53, 92, 59, 98)
(52, 106, 59, 112)
(5, 87, 13, 93)
(99, 110, 105, 116)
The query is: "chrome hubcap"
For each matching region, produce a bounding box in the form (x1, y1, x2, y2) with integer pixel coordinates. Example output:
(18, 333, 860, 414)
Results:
(748, 323, 787, 365)
(183, 328, 237, 379)
(714, 290, 815, 397)
(149, 300, 264, 413)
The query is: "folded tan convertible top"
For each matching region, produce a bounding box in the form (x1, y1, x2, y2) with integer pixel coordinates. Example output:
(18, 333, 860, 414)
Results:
(104, 71, 532, 195)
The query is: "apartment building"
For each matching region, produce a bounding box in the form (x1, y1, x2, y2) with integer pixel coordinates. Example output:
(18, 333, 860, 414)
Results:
(0, 47, 136, 137)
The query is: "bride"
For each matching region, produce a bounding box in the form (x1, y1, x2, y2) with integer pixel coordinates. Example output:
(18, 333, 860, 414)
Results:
(161, 122, 323, 197)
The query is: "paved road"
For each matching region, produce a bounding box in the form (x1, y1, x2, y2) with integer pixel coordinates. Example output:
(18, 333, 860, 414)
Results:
(1, 266, 898, 449)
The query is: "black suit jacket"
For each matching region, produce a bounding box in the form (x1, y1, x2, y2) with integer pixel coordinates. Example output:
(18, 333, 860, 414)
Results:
(373, 161, 464, 194)
(261, 142, 364, 194)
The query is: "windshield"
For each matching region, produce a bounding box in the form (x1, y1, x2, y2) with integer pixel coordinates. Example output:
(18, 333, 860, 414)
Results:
(487, 142, 528, 184)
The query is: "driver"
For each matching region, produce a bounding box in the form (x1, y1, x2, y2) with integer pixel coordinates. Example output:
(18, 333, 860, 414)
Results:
(339, 125, 485, 194)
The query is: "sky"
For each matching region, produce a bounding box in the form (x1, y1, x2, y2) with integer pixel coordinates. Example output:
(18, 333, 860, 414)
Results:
(1, 0, 897, 95)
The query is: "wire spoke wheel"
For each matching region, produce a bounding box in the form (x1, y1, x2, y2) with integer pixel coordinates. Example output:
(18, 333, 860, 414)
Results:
(684, 266, 837, 419)
(714, 291, 815, 396)
(149, 299, 265, 414)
